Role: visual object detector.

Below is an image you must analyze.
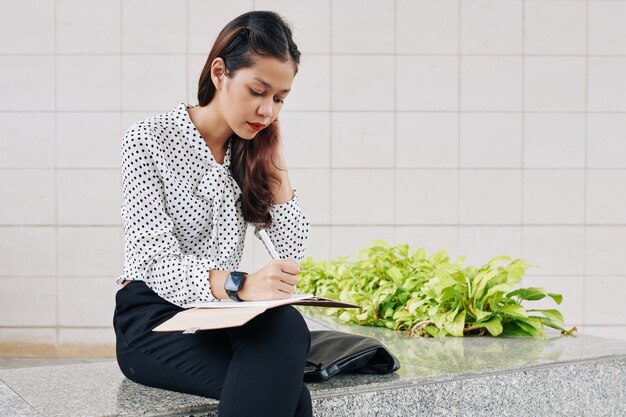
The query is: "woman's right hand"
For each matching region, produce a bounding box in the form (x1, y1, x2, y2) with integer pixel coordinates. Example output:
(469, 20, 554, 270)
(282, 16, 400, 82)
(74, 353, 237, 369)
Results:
(238, 259, 301, 301)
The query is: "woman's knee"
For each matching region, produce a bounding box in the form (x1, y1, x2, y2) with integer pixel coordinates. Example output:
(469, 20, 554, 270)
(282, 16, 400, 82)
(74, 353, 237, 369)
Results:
(265, 305, 309, 337)
(234, 305, 310, 351)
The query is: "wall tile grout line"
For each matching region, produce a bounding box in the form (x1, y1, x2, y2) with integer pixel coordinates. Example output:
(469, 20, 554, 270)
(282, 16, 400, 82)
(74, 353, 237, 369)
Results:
(6, 109, 626, 114)
(185, 0, 190, 106)
(5, 52, 626, 58)
(392, 0, 397, 244)
(457, 0, 462, 257)
(7, 273, 624, 278)
(328, 0, 334, 258)
(2, 223, 626, 228)
(582, 0, 590, 327)
(521, 0, 526, 263)
(54, 0, 60, 352)
(5, 167, 626, 172)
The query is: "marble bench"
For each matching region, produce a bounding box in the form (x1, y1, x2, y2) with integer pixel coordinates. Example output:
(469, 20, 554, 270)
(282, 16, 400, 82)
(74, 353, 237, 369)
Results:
(2, 309, 626, 417)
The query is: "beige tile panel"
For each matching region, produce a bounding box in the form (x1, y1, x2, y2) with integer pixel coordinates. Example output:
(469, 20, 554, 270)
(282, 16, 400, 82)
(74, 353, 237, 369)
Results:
(397, 0, 459, 54)
(255, 0, 331, 54)
(586, 170, 626, 224)
(588, 1, 626, 55)
(329, 226, 395, 259)
(460, 0, 523, 54)
(331, 169, 394, 225)
(0, 227, 56, 277)
(0, 277, 56, 327)
(459, 169, 522, 225)
(56, 170, 122, 226)
(0, 328, 57, 357)
(523, 113, 586, 169)
(587, 114, 626, 169)
(122, 0, 186, 54)
(57, 226, 123, 277)
(56, 0, 121, 54)
(588, 57, 626, 112)
(522, 226, 585, 276)
(585, 226, 626, 276)
(460, 56, 523, 112)
(288, 169, 330, 225)
(58, 328, 115, 357)
(396, 113, 459, 169)
(395, 169, 458, 225)
(56, 55, 122, 112)
(0, 170, 55, 225)
(394, 226, 459, 263)
(577, 325, 626, 343)
(56, 113, 122, 169)
(188, 0, 254, 55)
(331, 112, 394, 168)
(584, 276, 626, 326)
(57, 277, 119, 327)
(122, 55, 187, 112)
(458, 226, 523, 270)
(460, 113, 522, 168)
(331, 0, 394, 54)
(524, 57, 586, 112)
(332, 55, 394, 111)
(287, 55, 330, 112)
(396, 56, 459, 112)
(280, 111, 331, 169)
(524, 1, 586, 55)
(0, 56, 55, 111)
(0, 113, 55, 169)
(0, 0, 55, 54)
(523, 170, 585, 225)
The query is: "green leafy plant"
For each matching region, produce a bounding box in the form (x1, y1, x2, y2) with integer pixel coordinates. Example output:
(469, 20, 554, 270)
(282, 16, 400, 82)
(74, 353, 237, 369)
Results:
(297, 240, 577, 338)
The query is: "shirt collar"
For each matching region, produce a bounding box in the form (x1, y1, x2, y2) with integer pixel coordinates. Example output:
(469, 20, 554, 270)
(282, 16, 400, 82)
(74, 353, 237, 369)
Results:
(174, 102, 232, 169)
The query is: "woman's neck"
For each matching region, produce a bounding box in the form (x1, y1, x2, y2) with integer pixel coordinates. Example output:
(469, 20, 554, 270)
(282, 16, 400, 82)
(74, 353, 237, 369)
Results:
(187, 101, 233, 162)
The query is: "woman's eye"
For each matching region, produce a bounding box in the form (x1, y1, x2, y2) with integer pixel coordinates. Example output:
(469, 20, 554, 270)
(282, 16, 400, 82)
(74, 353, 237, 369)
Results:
(274, 97, 285, 104)
(249, 89, 263, 97)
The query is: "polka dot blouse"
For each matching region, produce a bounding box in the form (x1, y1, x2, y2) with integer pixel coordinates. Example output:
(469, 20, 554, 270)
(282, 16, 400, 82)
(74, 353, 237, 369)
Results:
(116, 103, 310, 308)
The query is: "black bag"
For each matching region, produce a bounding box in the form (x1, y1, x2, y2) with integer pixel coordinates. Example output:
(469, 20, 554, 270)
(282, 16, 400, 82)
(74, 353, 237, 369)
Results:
(304, 330, 401, 382)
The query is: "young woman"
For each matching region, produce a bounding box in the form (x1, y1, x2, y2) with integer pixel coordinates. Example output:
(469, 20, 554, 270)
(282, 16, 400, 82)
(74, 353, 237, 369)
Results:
(113, 11, 312, 417)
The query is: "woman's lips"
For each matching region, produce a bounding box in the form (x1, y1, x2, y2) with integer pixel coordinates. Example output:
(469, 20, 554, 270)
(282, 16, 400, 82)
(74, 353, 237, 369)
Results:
(247, 122, 266, 132)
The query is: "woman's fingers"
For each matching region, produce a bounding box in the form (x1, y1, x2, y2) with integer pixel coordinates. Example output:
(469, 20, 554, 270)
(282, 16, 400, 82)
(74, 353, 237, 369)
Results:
(278, 271, 299, 286)
(277, 281, 296, 294)
(271, 259, 299, 274)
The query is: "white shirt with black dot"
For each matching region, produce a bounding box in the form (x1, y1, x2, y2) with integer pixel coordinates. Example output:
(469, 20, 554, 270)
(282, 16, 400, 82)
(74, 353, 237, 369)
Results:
(116, 103, 310, 308)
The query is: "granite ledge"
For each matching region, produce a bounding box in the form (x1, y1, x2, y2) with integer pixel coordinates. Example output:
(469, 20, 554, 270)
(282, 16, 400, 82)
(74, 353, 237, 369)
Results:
(0, 313, 625, 417)
(1, 358, 625, 417)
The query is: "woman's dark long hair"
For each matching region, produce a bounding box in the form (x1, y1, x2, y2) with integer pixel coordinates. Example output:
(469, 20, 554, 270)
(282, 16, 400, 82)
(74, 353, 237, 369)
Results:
(197, 11, 300, 228)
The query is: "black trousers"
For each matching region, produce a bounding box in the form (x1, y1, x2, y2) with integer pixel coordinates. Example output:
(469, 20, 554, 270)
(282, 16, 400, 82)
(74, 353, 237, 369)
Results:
(113, 280, 313, 417)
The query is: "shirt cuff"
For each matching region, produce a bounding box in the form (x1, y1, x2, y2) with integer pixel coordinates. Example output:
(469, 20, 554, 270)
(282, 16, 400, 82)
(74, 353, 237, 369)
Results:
(270, 189, 300, 215)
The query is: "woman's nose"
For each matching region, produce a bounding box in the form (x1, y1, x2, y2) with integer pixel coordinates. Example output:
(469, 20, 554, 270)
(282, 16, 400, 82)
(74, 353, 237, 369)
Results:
(257, 98, 274, 118)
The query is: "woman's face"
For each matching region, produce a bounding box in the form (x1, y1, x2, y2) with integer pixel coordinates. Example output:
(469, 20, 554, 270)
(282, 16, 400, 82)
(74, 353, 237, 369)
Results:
(217, 56, 296, 140)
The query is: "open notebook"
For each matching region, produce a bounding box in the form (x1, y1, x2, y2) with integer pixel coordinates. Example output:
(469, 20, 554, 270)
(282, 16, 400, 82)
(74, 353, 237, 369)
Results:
(153, 294, 360, 333)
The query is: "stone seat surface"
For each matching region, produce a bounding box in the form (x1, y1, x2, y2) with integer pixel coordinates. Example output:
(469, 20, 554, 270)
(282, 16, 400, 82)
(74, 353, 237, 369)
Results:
(1, 310, 626, 417)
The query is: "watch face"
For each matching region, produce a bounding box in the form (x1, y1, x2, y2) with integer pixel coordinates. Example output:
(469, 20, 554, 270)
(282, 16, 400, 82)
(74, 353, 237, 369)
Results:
(225, 271, 246, 293)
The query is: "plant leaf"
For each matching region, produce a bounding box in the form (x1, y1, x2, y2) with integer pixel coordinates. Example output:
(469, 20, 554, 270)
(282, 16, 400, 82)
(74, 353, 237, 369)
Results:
(547, 293, 563, 305)
(485, 283, 514, 299)
(497, 304, 529, 319)
(507, 287, 548, 301)
(527, 309, 564, 325)
(481, 317, 503, 336)
(445, 310, 466, 337)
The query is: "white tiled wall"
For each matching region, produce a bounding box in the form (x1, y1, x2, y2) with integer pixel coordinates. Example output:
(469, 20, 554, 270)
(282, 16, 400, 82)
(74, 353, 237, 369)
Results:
(1, 0, 626, 355)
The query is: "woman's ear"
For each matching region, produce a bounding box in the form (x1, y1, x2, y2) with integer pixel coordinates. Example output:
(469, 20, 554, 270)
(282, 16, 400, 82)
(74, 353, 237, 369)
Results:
(210, 57, 226, 90)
